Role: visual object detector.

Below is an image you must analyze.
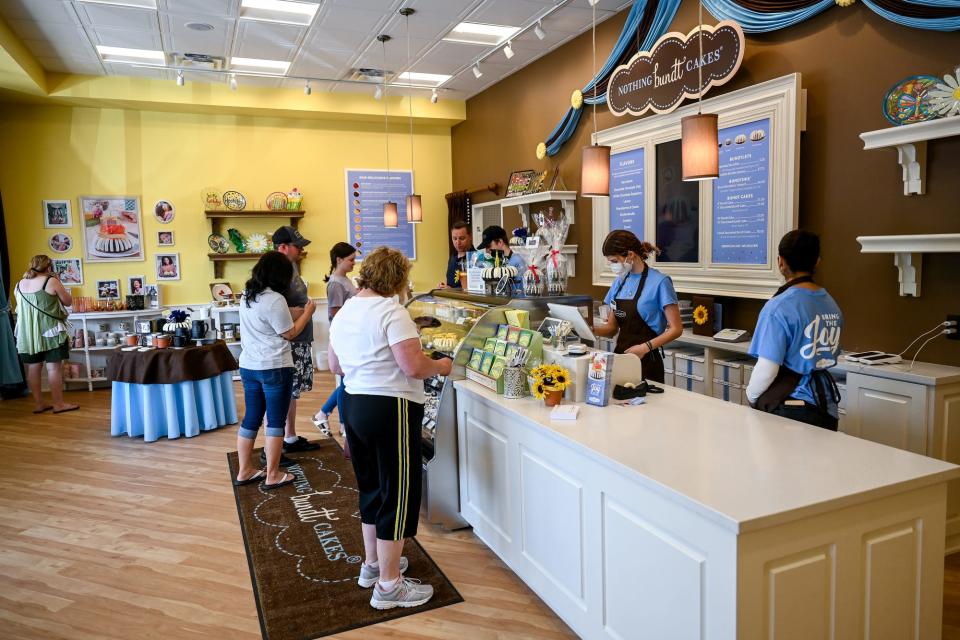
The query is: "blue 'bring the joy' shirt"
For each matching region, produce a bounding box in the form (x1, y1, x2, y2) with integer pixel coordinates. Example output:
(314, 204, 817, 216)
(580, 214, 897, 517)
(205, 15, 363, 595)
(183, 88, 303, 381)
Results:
(749, 287, 843, 405)
(603, 267, 679, 334)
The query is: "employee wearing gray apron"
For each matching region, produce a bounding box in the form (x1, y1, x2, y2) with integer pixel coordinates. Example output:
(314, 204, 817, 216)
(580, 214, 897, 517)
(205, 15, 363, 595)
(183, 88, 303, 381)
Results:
(594, 230, 683, 384)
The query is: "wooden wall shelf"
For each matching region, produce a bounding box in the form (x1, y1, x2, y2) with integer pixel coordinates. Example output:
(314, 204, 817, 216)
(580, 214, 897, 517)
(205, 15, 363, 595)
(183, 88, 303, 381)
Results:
(207, 252, 306, 278)
(205, 210, 305, 238)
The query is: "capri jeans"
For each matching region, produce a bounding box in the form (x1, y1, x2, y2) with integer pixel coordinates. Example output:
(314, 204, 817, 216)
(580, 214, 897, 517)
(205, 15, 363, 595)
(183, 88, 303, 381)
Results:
(239, 367, 294, 439)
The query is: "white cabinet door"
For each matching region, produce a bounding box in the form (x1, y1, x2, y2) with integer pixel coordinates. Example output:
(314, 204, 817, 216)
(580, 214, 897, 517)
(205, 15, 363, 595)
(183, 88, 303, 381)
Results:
(845, 373, 928, 455)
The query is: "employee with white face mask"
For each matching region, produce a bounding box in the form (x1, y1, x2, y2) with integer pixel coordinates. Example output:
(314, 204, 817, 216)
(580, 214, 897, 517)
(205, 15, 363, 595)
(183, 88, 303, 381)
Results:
(593, 230, 683, 383)
(746, 230, 843, 430)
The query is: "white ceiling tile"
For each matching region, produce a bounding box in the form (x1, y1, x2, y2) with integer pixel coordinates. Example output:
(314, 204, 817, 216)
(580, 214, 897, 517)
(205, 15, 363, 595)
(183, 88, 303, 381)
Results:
(23, 37, 95, 60)
(105, 63, 172, 79)
(327, 0, 399, 11)
(5, 19, 88, 43)
(77, 4, 159, 30)
(289, 49, 355, 77)
(591, 0, 633, 12)
(160, 0, 236, 18)
(542, 6, 614, 35)
(407, 0, 480, 20)
(382, 12, 457, 42)
(465, 0, 547, 27)
(232, 75, 282, 87)
(353, 36, 433, 75)
(36, 56, 103, 75)
(414, 40, 483, 75)
(165, 13, 231, 56)
(317, 5, 390, 33)
(0, 0, 79, 24)
(235, 19, 304, 60)
(303, 26, 371, 52)
(91, 27, 164, 50)
(508, 23, 577, 51)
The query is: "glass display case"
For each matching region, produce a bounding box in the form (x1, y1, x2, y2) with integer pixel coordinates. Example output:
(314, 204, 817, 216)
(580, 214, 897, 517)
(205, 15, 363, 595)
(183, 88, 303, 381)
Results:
(406, 289, 593, 530)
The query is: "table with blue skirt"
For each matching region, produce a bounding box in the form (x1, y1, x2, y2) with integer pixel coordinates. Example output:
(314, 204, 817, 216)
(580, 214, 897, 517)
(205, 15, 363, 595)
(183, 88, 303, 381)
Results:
(107, 341, 239, 442)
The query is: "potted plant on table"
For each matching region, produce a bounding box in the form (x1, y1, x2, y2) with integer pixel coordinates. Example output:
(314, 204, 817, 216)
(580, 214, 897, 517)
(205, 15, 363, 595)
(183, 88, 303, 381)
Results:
(529, 363, 571, 407)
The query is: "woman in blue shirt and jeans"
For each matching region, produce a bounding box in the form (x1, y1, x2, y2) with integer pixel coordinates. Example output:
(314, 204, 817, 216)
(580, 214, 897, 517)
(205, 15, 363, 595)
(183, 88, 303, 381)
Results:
(234, 251, 315, 490)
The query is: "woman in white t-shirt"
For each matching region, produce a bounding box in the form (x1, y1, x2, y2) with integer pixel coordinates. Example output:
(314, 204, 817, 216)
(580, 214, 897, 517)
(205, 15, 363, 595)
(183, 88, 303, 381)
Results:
(329, 246, 452, 610)
(313, 242, 357, 436)
(234, 251, 315, 491)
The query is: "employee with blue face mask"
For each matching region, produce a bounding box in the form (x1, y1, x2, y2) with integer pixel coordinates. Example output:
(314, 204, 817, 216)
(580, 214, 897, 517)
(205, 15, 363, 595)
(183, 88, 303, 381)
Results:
(746, 230, 843, 430)
(593, 230, 683, 383)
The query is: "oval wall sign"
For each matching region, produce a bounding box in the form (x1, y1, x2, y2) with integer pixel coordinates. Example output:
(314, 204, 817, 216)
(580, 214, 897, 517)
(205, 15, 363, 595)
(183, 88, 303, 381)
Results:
(607, 20, 745, 118)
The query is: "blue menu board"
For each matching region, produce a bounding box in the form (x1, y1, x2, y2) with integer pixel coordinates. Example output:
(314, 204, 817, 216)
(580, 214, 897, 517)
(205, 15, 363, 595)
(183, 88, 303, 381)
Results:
(712, 119, 770, 265)
(346, 169, 416, 260)
(609, 147, 645, 237)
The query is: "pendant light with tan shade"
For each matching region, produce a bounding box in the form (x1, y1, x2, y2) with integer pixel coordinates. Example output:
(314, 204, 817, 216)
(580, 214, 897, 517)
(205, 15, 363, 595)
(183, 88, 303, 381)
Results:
(681, 0, 719, 182)
(581, 0, 611, 197)
(379, 34, 399, 228)
(401, 7, 422, 224)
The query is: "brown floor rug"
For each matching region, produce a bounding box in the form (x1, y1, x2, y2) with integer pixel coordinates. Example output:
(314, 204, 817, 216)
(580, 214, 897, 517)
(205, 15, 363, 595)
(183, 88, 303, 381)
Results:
(228, 439, 463, 639)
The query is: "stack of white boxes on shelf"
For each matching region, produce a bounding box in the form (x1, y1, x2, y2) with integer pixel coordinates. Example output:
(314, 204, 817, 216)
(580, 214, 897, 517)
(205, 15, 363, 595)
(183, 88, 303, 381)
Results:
(712, 357, 749, 404)
(672, 348, 707, 394)
(742, 361, 754, 406)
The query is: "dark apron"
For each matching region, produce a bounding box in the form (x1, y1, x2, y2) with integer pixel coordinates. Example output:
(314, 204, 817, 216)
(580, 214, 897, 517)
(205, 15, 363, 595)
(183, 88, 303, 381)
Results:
(754, 276, 840, 431)
(611, 266, 665, 384)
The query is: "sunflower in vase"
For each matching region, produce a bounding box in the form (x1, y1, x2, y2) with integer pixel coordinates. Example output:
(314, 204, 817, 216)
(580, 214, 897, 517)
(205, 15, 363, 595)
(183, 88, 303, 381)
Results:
(529, 363, 571, 406)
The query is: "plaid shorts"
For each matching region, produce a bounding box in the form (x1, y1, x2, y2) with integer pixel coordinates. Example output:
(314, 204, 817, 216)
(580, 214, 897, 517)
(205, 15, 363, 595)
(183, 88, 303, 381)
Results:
(290, 342, 314, 399)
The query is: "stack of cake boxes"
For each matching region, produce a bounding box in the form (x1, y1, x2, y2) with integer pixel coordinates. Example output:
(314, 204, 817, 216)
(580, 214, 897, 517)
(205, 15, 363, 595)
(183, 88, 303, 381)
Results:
(662, 347, 757, 406)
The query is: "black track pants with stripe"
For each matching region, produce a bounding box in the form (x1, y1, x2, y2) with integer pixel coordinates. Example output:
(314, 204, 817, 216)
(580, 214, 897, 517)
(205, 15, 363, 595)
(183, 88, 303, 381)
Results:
(342, 391, 424, 541)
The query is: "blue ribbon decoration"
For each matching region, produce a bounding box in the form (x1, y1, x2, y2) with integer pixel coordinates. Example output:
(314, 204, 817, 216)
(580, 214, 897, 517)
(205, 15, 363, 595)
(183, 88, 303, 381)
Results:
(701, 0, 834, 33)
(862, 0, 960, 31)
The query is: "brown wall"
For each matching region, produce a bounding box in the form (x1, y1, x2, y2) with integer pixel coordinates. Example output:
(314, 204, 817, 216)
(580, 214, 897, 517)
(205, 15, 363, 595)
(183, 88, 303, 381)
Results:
(451, 1, 960, 365)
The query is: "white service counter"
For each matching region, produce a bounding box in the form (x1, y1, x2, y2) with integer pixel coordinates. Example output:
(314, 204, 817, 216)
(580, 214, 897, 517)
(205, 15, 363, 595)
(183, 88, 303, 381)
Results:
(454, 380, 960, 640)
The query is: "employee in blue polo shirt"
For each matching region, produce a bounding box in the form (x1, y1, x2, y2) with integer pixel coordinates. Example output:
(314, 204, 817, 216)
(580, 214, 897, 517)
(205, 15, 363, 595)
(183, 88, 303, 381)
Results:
(593, 230, 683, 383)
(746, 230, 843, 430)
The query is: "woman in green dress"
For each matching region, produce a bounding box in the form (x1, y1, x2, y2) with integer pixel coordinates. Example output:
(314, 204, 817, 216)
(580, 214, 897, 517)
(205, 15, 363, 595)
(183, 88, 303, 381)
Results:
(14, 255, 79, 414)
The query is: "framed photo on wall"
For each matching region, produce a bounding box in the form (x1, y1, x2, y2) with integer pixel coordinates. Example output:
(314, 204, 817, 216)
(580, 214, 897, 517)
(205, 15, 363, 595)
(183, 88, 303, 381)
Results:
(157, 231, 175, 246)
(127, 275, 146, 296)
(79, 196, 144, 262)
(153, 200, 175, 224)
(43, 200, 72, 228)
(52, 258, 83, 285)
(505, 170, 535, 198)
(155, 253, 181, 281)
(96, 279, 121, 300)
(48, 233, 72, 253)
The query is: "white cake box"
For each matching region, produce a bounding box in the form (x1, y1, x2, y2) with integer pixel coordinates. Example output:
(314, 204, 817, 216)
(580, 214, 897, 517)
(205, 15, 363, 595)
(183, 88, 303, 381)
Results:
(663, 369, 675, 388)
(712, 379, 743, 404)
(713, 357, 747, 386)
(674, 349, 707, 379)
(662, 346, 700, 372)
(674, 371, 705, 395)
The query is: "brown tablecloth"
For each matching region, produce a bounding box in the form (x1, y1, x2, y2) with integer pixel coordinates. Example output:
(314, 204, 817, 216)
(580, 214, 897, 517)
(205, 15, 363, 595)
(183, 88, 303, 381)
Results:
(106, 341, 239, 384)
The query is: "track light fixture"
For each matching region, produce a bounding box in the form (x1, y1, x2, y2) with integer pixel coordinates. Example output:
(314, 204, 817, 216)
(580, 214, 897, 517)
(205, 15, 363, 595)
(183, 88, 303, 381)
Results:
(304, 80, 311, 95)
(534, 21, 545, 40)
(176, 70, 184, 86)
(374, 84, 382, 100)
(503, 41, 514, 59)
(229, 73, 238, 90)
(472, 63, 482, 79)
(430, 88, 438, 104)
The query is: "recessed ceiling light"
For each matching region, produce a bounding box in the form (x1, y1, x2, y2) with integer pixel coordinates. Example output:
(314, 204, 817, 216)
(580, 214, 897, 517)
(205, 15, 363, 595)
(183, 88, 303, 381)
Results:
(240, 0, 319, 26)
(230, 56, 291, 74)
(395, 72, 451, 88)
(78, 0, 158, 8)
(185, 22, 215, 32)
(443, 22, 520, 46)
(96, 46, 166, 65)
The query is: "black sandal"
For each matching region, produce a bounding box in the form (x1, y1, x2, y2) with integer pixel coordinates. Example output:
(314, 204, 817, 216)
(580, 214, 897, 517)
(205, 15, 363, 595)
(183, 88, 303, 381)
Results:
(262, 472, 295, 491)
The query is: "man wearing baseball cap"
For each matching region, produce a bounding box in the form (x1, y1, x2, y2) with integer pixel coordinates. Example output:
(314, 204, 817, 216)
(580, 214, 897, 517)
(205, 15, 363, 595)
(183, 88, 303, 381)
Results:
(267, 225, 321, 464)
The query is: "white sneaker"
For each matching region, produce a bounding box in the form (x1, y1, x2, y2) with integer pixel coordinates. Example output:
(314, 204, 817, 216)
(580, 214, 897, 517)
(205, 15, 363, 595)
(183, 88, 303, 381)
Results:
(312, 414, 330, 436)
(370, 576, 434, 610)
(358, 556, 409, 588)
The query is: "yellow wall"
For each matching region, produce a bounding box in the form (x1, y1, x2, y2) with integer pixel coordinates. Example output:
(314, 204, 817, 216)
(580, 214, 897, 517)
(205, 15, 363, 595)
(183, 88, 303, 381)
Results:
(0, 103, 453, 305)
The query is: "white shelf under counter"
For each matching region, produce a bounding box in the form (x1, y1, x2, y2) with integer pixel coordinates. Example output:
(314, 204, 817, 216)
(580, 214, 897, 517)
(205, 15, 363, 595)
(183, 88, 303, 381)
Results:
(860, 116, 960, 195)
(454, 379, 958, 639)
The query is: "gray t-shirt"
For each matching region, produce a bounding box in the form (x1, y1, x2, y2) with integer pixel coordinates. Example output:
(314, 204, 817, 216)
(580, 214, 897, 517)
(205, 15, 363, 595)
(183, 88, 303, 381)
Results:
(326, 273, 357, 321)
(238, 288, 294, 370)
(284, 262, 313, 344)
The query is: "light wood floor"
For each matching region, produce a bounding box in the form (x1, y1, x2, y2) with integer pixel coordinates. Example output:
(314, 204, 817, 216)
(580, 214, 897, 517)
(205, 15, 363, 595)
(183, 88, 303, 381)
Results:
(0, 373, 576, 640)
(4, 374, 960, 639)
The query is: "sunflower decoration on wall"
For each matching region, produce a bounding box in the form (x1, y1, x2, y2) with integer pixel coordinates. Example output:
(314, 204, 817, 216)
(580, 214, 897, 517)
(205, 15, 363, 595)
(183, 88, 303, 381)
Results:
(693, 304, 710, 326)
(529, 363, 571, 399)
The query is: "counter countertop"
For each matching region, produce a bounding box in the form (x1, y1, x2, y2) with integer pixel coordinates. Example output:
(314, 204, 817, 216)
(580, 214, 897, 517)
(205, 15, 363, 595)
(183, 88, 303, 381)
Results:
(454, 380, 960, 533)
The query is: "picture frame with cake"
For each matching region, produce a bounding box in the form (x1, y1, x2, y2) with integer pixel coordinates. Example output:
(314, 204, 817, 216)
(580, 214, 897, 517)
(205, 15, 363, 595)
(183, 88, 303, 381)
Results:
(79, 196, 144, 262)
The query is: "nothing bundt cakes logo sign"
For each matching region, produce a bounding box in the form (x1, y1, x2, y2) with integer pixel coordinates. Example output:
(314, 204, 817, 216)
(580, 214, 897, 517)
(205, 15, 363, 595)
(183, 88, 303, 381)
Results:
(607, 21, 745, 117)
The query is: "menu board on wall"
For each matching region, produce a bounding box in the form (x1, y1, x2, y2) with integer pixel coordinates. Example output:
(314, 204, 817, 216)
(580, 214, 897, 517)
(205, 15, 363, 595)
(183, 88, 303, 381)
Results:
(711, 119, 770, 265)
(609, 147, 645, 237)
(345, 169, 416, 260)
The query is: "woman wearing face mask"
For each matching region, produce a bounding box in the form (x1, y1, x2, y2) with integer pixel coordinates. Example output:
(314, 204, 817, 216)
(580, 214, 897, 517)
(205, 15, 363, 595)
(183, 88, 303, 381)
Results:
(593, 230, 683, 383)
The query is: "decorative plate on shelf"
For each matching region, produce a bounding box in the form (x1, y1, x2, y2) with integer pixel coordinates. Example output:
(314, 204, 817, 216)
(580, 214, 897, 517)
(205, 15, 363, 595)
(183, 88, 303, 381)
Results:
(882, 75, 939, 125)
(207, 233, 229, 254)
(247, 232, 270, 253)
(265, 192, 288, 211)
(223, 190, 247, 211)
(202, 187, 224, 211)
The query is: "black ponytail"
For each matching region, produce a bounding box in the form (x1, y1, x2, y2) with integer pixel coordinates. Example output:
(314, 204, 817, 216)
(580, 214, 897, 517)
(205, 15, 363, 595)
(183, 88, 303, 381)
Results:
(324, 242, 356, 282)
(244, 251, 293, 307)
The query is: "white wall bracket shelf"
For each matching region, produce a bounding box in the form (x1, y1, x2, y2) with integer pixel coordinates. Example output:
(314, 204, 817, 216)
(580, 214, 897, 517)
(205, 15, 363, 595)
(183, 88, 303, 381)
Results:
(857, 233, 960, 297)
(860, 117, 960, 196)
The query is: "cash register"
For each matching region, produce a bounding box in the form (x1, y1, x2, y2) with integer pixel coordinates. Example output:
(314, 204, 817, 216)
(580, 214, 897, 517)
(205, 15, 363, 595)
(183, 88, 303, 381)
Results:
(540, 304, 644, 402)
